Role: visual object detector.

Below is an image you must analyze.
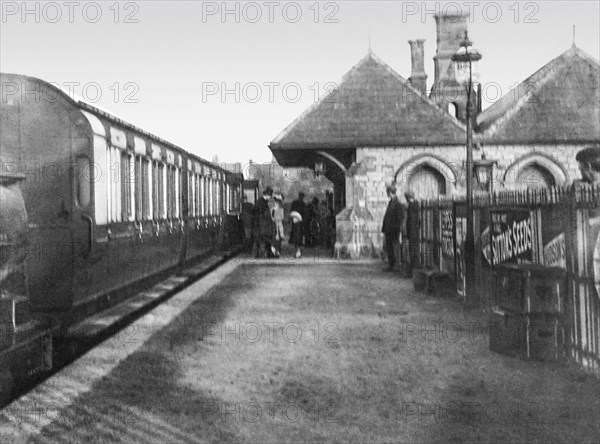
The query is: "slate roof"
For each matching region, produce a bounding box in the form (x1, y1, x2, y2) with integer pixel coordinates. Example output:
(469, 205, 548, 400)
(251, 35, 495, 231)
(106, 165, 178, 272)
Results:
(270, 52, 467, 151)
(476, 46, 600, 144)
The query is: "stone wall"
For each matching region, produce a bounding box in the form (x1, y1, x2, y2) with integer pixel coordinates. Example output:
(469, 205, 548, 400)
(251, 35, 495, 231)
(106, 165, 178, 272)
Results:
(350, 143, 590, 254)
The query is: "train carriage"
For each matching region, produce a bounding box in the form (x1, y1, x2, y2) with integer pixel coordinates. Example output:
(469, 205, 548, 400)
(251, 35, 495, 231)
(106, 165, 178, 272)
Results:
(0, 73, 250, 399)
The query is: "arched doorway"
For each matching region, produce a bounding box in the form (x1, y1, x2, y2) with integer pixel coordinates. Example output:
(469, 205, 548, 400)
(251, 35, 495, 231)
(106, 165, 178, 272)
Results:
(516, 163, 556, 188)
(408, 165, 446, 199)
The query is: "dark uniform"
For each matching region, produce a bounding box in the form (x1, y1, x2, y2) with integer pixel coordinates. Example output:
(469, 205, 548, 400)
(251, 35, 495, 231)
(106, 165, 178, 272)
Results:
(404, 192, 420, 275)
(253, 188, 274, 258)
(382, 192, 405, 271)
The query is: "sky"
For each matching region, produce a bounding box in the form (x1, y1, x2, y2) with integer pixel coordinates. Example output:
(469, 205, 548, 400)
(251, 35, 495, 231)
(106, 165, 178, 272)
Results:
(1, 1, 599, 164)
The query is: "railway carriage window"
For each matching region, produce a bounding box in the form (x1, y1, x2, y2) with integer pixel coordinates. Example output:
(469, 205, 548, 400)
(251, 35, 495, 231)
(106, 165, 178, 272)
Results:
(175, 167, 181, 219)
(159, 163, 166, 219)
(211, 178, 215, 216)
(189, 172, 195, 217)
(166, 165, 180, 219)
(213, 178, 216, 214)
(166, 165, 174, 219)
(121, 152, 134, 221)
(205, 177, 209, 216)
(218, 180, 222, 212)
(226, 183, 231, 213)
(206, 177, 210, 216)
(152, 161, 159, 220)
(214, 179, 218, 214)
(110, 146, 122, 223)
(235, 184, 241, 211)
(205, 176, 209, 216)
(75, 156, 91, 207)
(202, 177, 208, 216)
(199, 175, 204, 217)
(197, 175, 202, 217)
(135, 156, 143, 220)
(143, 159, 150, 219)
(196, 174, 201, 217)
(208, 177, 213, 216)
(218, 179, 222, 213)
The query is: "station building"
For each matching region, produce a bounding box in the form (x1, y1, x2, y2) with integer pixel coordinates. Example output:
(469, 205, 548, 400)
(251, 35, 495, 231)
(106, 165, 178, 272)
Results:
(269, 13, 600, 258)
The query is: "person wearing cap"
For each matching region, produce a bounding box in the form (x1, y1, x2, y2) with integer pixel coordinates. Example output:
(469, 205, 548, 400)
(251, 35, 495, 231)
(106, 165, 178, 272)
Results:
(252, 186, 274, 258)
(574, 146, 600, 185)
(290, 192, 306, 258)
(381, 184, 405, 272)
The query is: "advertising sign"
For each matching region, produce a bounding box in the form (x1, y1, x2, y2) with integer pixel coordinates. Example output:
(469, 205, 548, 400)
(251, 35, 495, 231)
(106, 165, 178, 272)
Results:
(490, 210, 533, 266)
(541, 207, 566, 270)
(441, 209, 453, 259)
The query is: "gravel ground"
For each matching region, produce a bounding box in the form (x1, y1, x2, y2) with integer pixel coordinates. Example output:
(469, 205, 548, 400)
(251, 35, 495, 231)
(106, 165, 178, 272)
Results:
(26, 254, 600, 443)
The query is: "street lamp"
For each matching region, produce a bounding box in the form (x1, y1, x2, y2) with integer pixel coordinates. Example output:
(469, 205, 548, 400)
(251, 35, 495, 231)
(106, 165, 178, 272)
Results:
(452, 31, 482, 306)
(314, 161, 325, 178)
(473, 153, 498, 194)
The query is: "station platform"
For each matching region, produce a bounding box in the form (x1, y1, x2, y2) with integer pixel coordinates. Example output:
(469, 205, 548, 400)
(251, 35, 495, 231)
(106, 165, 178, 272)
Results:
(1, 251, 599, 443)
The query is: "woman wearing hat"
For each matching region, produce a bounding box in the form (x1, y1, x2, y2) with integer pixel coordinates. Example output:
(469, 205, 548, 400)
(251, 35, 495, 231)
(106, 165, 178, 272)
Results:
(290, 192, 305, 258)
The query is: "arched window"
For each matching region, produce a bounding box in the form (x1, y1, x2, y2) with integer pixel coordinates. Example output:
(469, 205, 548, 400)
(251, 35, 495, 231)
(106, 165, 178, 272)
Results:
(448, 102, 459, 118)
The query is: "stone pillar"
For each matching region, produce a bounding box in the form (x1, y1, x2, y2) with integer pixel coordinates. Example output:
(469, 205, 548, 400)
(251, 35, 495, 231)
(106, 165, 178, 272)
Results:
(334, 161, 380, 259)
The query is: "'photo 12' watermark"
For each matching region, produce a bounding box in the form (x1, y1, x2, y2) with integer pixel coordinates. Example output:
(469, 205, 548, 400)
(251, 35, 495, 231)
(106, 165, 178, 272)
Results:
(200, 1, 340, 24)
(1, 1, 140, 24)
(1, 80, 140, 104)
(401, 1, 540, 24)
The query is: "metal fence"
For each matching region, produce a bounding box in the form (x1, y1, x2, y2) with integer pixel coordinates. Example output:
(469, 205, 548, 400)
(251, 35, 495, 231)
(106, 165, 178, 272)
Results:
(418, 185, 600, 374)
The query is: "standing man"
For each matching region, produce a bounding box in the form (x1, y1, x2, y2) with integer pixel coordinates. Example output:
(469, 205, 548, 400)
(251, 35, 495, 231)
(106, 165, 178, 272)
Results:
(381, 185, 405, 272)
(253, 186, 274, 258)
(403, 190, 420, 275)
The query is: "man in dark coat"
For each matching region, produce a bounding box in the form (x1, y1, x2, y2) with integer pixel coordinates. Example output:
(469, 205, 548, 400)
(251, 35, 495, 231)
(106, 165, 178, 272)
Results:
(381, 185, 405, 271)
(253, 186, 274, 258)
(403, 190, 420, 275)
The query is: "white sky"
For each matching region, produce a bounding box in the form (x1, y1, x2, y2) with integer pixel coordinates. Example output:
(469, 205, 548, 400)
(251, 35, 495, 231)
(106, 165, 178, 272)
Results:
(2, 1, 599, 163)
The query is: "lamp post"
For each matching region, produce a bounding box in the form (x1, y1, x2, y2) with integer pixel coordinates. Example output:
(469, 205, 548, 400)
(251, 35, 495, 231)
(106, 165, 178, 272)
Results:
(452, 31, 482, 306)
(473, 154, 498, 194)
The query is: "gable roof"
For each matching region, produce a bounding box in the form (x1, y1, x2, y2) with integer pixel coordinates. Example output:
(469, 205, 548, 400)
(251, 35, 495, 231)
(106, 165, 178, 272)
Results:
(476, 46, 600, 144)
(270, 52, 467, 150)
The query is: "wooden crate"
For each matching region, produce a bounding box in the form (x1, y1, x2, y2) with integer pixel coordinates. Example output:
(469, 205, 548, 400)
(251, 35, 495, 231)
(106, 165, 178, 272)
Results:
(495, 264, 565, 314)
(489, 308, 526, 358)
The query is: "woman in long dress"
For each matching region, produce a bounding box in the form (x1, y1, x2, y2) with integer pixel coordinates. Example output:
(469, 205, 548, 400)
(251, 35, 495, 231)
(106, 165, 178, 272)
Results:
(289, 192, 305, 258)
(271, 193, 285, 258)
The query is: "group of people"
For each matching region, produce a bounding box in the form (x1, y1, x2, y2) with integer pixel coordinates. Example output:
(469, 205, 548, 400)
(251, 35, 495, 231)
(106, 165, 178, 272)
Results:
(381, 185, 419, 274)
(251, 187, 334, 259)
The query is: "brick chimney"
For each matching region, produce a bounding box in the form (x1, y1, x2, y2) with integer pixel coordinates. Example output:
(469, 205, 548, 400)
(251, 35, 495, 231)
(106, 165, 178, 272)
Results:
(433, 13, 469, 84)
(408, 39, 427, 96)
